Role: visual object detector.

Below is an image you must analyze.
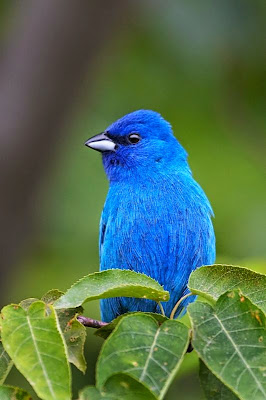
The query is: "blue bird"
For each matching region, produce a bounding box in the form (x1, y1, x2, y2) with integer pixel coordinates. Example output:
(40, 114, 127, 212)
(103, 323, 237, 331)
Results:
(85, 110, 215, 322)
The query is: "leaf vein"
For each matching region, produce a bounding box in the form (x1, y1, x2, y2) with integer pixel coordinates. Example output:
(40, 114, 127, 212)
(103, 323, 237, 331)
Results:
(220, 310, 250, 322)
(101, 346, 150, 364)
(27, 315, 55, 398)
(140, 329, 160, 382)
(202, 330, 223, 355)
(150, 356, 170, 375)
(213, 314, 266, 397)
(13, 336, 31, 358)
(155, 343, 180, 359)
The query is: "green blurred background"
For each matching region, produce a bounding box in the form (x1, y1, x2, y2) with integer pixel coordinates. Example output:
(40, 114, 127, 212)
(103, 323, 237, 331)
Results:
(1, 1, 266, 399)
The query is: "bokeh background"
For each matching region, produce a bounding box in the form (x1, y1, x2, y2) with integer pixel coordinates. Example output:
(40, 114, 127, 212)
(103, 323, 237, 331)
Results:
(0, 1, 265, 399)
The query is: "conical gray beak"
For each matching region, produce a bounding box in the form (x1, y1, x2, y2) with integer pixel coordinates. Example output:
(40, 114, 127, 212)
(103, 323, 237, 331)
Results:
(85, 132, 116, 152)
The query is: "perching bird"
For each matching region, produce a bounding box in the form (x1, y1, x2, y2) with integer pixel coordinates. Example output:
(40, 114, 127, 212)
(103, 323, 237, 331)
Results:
(85, 110, 215, 322)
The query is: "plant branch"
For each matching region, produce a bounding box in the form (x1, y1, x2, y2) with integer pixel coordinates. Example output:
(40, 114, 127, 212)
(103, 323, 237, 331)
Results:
(77, 316, 108, 329)
(170, 292, 193, 320)
(157, 301, 165, 316)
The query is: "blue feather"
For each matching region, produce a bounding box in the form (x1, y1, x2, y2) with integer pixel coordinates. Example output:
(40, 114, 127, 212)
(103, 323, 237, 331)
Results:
(86, 110, 215, 322)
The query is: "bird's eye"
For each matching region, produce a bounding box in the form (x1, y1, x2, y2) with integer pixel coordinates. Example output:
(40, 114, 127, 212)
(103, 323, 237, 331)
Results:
(128, 133, 141, 144)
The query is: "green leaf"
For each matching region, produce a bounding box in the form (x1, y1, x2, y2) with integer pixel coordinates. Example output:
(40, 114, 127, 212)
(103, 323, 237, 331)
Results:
(54, 270, 169, 309)
(61, 314, 86, 373)
(42, 290, 87, 373)
(15, 291, 86, 373)
(79, 374, 157, 399)
(0, 385, 31, 400)
(95, 312, 168, 340)
(79, 386, 104, 400)
(1, 301, 71, 400)
(199, 360, 239, 399)
(79, 386, 103, 400)
(20, 298, 39, 310)
(188, 264, 266, 312)
(41, 290, 64, 304)
(96, 314, 189, 399)
(0, 341, 12, 384)
(188, 291, 266, 400)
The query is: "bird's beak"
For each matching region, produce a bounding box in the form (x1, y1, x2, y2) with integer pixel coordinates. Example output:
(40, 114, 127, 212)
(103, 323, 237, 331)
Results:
(84, 132, 116, 152)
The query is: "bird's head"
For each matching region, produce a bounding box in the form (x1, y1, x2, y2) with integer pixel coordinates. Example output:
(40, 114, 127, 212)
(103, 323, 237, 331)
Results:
(85, 110, 189, 182)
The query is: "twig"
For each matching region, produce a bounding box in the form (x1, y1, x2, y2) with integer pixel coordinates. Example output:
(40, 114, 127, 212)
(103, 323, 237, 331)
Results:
(77, 316, 108, 329)
(157, 301, 165, 317)
(170, 292, 193, 320)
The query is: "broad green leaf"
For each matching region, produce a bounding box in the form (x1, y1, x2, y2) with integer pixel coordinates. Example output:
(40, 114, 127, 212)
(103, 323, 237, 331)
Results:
(41, 289, 64, 304)
(80, 386, 103, 400)
(95, 312, 168, 340)
(188, 291, 266, 400)
(42, 290, 87, 373)
(1, 301, 71, 400)
(16, 291, 86, 373)
(79, 386, 102, 400)
(79, 374, 157, 399)
(96, 314, 189, 399)
(189, 264, 266, 312)
(0, 341, 12, 384)
(61, 314, 86, 373)
(0, 385, 31, 400)
(20, 298, 39, 310)
(199, 360, 239, 399)
(54, 270, 169, 309)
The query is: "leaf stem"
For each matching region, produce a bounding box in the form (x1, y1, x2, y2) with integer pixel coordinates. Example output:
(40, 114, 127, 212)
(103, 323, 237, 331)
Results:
(77, 316, 108, 329)
(170, 292, 193, 320)
(157, 301, 165, 316)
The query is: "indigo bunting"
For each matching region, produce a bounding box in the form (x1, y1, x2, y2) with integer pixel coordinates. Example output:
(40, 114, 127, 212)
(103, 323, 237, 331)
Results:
(85, 110, 215, 322)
